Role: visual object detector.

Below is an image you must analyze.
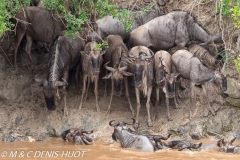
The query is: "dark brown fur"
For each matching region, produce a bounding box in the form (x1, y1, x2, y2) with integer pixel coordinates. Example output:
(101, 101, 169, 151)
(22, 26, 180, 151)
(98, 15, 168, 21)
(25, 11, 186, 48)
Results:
(128, 46, 154, 129)
(102, 35, 134, 115)
(79, 42, 104, 111)
(13, 6, 65, 68)
(154, 51, 179, 121)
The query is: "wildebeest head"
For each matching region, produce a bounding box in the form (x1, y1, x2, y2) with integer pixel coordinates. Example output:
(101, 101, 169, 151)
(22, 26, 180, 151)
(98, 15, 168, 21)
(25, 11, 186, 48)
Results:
(103, 62, 133, 96)
(82, 42, 105, 75)
(155, 58, 166, 86)
(164, 73, 180, 98)
(34, 75, 67, 110)
(128, 53, 153, 88)
(109, 119, 135, 142)
(217, 137, 237, 152)
(61, 128, 93, 145)
(213, 69, 227, 92)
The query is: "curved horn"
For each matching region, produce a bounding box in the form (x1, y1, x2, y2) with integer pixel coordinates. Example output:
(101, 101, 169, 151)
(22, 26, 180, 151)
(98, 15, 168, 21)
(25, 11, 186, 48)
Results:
(119, 66, 128, 72)
(104, 62, 115, 72)
(34, 74, 46, 83)
(129, 54, 135, 58)
(82, 137, 93, 145)
(54, 81, 67, 87)
(141, 55, 152, 61)
(124, 118, 135, 125)
(148, 48, 155, 56)
(109, 120, 120, 126)
(81, 130, 93, 134)
(157, 0, 166, 6)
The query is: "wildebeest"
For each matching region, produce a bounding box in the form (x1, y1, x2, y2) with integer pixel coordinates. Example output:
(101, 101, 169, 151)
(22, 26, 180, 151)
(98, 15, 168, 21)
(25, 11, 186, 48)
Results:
(127, 46, 154, 129)
(171, 50, 227, 119)
(146, 133, 171, 150)
(154, 50, 180, 121)
(90, 0, 167, 41)
(167, 140, 202, 151)
(109, 119, 170, 152)
(78, 42, 105, 112)
(217, 137, 240, 154)
(13, 6, 65, 68)
(31, 0, 45, 8)
(129, 10, 222, 51)
(34, 35, 84, 116)
(61, 128, 93, 145)
(102, 35, 134, 114)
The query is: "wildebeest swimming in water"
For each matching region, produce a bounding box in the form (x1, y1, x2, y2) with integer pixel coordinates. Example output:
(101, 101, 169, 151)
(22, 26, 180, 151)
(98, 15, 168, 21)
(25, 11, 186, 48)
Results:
(129, 10, 222, 51)
(167, 140, 202, 151)
(61, 128, 93, 145)
(109, 119, 171, 152)
(217, 137, 240, 154)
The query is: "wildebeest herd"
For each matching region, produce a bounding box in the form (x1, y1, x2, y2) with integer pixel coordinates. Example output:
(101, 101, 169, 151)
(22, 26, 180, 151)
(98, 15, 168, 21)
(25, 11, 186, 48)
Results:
(11, 0, 232, 154)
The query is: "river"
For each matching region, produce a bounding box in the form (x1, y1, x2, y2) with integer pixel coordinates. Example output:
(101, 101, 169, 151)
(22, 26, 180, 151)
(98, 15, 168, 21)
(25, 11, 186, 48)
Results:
(0, 138, 239, 160)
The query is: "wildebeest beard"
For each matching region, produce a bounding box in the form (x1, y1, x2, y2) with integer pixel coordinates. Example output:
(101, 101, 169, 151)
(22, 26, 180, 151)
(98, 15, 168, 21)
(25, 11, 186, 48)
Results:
(92, 58, 99, 68)
(167, 80, 175, 97)
(222, 76, 227, 91)
(91, 58, 100, 74)
(114, 79, 122, 96)
(135, 65, 144, 88)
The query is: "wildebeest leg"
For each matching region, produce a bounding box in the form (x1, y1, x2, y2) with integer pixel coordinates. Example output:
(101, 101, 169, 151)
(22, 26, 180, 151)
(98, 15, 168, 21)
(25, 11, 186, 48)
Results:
(124, 77, 135, 115)
(14, 27, 26, 69)
(75, 63, 81, 86)
(174, 96, 180, 109)
(106, 79, 114, 114)
(190, 82, 195, 119)
(104, 70, 108, 97)
(94, 75, 100, 112)
(25, 35, 35, 70)
(79, 74, 87, 110)
(146, 86, 153, 127)
(63, 85, 68, 116)
(84, 76, 90, 101)
(202, 84, 215, 116)
(134, 88, 141, 130)
(62, 72, 69, 116)
(153, 86, 160, 120)
(166, 96, 173, 121)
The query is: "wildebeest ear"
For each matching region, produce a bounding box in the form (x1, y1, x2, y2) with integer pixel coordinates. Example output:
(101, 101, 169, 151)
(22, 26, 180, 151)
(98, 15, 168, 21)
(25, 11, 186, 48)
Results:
(80, 51, 85, 55)
(217, 139, 223, 147)
(54, 81, 67, 87)
(230, 137, 237, 145)
(122, 71, 134, 77)
(102, 72, 112, 79)
(100, 50, 106, 55)
(173, 73, 180, 78)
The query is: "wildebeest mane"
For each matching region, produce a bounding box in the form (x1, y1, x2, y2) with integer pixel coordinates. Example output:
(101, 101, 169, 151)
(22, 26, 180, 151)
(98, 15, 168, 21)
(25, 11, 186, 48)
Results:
(49, 36, 65, 81)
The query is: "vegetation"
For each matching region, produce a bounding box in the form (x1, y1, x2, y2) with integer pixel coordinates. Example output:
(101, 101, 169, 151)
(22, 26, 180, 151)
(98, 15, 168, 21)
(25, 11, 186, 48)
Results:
(0, 0, 139, 38)
(219, 0, 240, 28)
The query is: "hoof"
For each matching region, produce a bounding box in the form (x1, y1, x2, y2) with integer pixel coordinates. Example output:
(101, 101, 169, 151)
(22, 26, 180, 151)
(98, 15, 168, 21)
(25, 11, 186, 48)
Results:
(168, 117, 173, 121)
(134, 123, 139, 130)
(106, 109, 111, 115)
(96, 107, 100, 112)
(78, 104, 82, 110)
(148, 122, 153, 127)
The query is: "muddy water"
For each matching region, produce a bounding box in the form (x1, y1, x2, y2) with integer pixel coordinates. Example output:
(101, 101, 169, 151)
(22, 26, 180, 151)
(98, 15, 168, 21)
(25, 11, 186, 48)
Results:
(0, 138, 239, 160)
